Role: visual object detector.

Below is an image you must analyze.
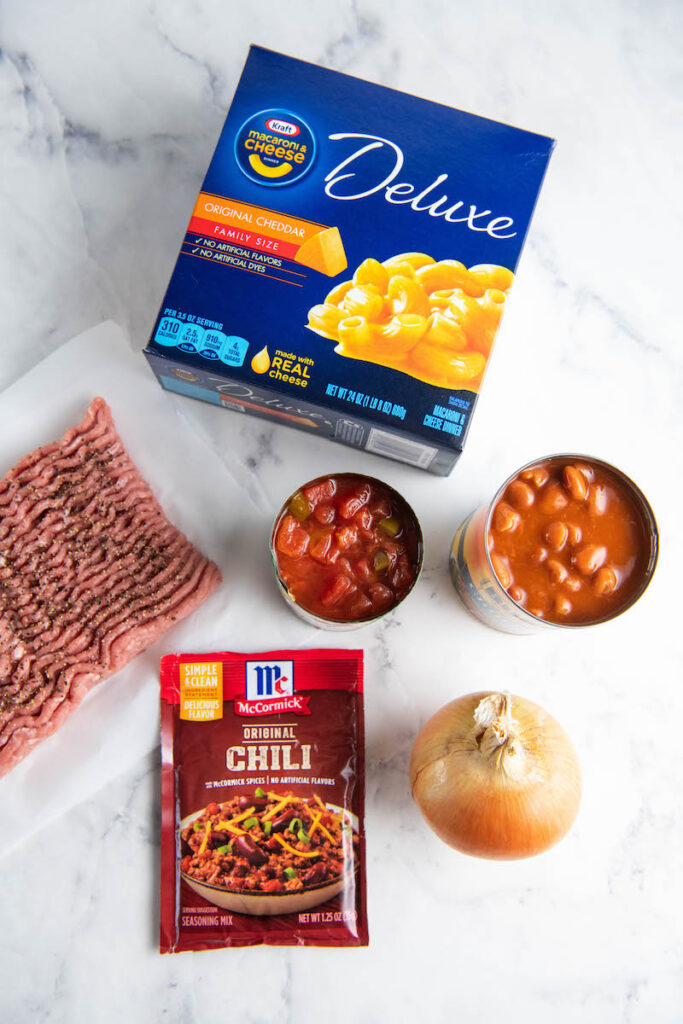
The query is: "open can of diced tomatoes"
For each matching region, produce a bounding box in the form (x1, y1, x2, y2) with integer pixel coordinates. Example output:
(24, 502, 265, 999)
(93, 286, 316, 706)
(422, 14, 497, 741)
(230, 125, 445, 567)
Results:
(449, 454, 658, 635)
(270, 473, 424, 630)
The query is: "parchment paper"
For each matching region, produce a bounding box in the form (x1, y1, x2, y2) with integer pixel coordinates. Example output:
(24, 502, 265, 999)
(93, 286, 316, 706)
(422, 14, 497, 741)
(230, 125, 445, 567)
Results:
(0, 321, 291, 857)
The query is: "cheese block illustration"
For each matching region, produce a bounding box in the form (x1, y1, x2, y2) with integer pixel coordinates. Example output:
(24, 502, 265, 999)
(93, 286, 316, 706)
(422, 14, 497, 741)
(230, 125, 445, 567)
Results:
(294, 227, 347, 277)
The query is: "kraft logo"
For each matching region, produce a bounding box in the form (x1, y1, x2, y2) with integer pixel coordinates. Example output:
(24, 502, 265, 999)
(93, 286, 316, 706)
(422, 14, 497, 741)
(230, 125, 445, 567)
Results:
(265, 117, 299, 136)
(245, 660, 294, 702)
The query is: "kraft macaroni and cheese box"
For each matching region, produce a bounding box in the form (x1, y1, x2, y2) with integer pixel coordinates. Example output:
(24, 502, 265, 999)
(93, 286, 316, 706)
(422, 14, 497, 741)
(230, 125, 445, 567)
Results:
(144, 46, 554, 475)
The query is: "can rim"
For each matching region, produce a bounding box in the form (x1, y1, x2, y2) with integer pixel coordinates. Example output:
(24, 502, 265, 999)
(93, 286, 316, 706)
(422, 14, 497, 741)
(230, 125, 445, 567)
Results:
(269, 471, 425, 629)
(483, 453, 659, 630)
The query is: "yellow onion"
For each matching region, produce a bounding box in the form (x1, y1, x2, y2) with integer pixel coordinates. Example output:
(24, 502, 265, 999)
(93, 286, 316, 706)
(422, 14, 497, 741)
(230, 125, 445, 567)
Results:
(409, 692, 581, 860)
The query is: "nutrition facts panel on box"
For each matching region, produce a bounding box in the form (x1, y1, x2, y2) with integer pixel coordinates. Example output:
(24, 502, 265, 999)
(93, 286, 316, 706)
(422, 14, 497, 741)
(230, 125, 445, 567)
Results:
(154, 310, 249, 367)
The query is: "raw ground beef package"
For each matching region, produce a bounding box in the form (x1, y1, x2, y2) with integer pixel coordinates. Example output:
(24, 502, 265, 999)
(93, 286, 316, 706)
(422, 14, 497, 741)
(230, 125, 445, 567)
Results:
(0, 397, 221, 779)
(160, 648, 368, 951)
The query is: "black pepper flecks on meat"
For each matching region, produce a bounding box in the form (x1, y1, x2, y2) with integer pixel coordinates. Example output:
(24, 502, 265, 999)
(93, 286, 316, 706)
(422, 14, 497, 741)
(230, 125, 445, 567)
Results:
(0, 399, 221, 778)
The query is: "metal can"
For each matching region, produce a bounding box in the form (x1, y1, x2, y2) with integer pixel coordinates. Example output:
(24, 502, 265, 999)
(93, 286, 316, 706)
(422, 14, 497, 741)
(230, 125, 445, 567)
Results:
(270, 472, 424, 631)
(449, 454, 659, 634)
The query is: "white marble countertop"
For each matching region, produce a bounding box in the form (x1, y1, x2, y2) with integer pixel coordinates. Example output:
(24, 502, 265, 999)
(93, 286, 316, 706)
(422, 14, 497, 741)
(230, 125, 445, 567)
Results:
(1, 2, 682, 1021)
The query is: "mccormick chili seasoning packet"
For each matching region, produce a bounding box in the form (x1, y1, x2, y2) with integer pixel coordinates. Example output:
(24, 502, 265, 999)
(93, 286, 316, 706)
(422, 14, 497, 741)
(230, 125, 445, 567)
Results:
(160, 649, 368, 951)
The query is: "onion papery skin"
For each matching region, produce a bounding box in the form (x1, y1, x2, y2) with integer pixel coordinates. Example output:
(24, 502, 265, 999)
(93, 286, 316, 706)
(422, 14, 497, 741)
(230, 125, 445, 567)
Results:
(409, 692, 582, 860)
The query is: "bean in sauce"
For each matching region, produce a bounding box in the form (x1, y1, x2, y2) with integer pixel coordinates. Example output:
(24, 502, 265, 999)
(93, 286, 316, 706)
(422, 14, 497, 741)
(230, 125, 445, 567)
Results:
(488, 458, 653, 625)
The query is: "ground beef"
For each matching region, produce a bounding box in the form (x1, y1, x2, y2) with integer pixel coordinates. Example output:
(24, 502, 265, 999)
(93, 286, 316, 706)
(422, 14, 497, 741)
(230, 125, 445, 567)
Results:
(0, 397, 221, 776)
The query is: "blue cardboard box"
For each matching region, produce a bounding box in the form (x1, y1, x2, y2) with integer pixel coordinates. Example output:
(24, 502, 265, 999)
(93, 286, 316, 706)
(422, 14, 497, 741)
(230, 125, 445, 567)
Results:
(144, 46, 554, 474)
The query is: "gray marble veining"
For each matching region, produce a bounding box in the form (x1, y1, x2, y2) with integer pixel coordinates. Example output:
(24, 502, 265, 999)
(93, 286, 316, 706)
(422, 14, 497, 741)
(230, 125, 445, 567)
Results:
(0, 1, 682, 1021)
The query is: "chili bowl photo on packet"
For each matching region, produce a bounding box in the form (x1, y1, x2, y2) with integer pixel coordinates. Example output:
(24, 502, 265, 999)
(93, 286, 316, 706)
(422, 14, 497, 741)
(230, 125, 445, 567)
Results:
(160, 649, 368, 951)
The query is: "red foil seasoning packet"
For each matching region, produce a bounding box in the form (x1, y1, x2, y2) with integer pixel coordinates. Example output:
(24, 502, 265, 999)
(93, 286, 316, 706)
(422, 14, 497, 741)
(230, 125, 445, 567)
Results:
(160, 649, 368, 951)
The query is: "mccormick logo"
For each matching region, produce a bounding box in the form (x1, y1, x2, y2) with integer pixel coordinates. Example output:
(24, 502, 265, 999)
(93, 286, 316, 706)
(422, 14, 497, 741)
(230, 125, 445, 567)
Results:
(236, 660, 311, 717)
(265, 117, 300, 136)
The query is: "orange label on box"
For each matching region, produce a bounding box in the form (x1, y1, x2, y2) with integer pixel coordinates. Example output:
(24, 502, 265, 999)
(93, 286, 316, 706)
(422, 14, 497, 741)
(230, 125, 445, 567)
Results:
(188, 194, 348, 275)
(179, 662, 223, 721)
(192, 193, 322, 247)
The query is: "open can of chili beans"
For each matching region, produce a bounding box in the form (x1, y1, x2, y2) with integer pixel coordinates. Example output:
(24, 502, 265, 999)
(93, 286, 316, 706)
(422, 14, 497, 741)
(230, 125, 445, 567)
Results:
(449, 454, 658, 635)
(270, 472, 424, 630)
